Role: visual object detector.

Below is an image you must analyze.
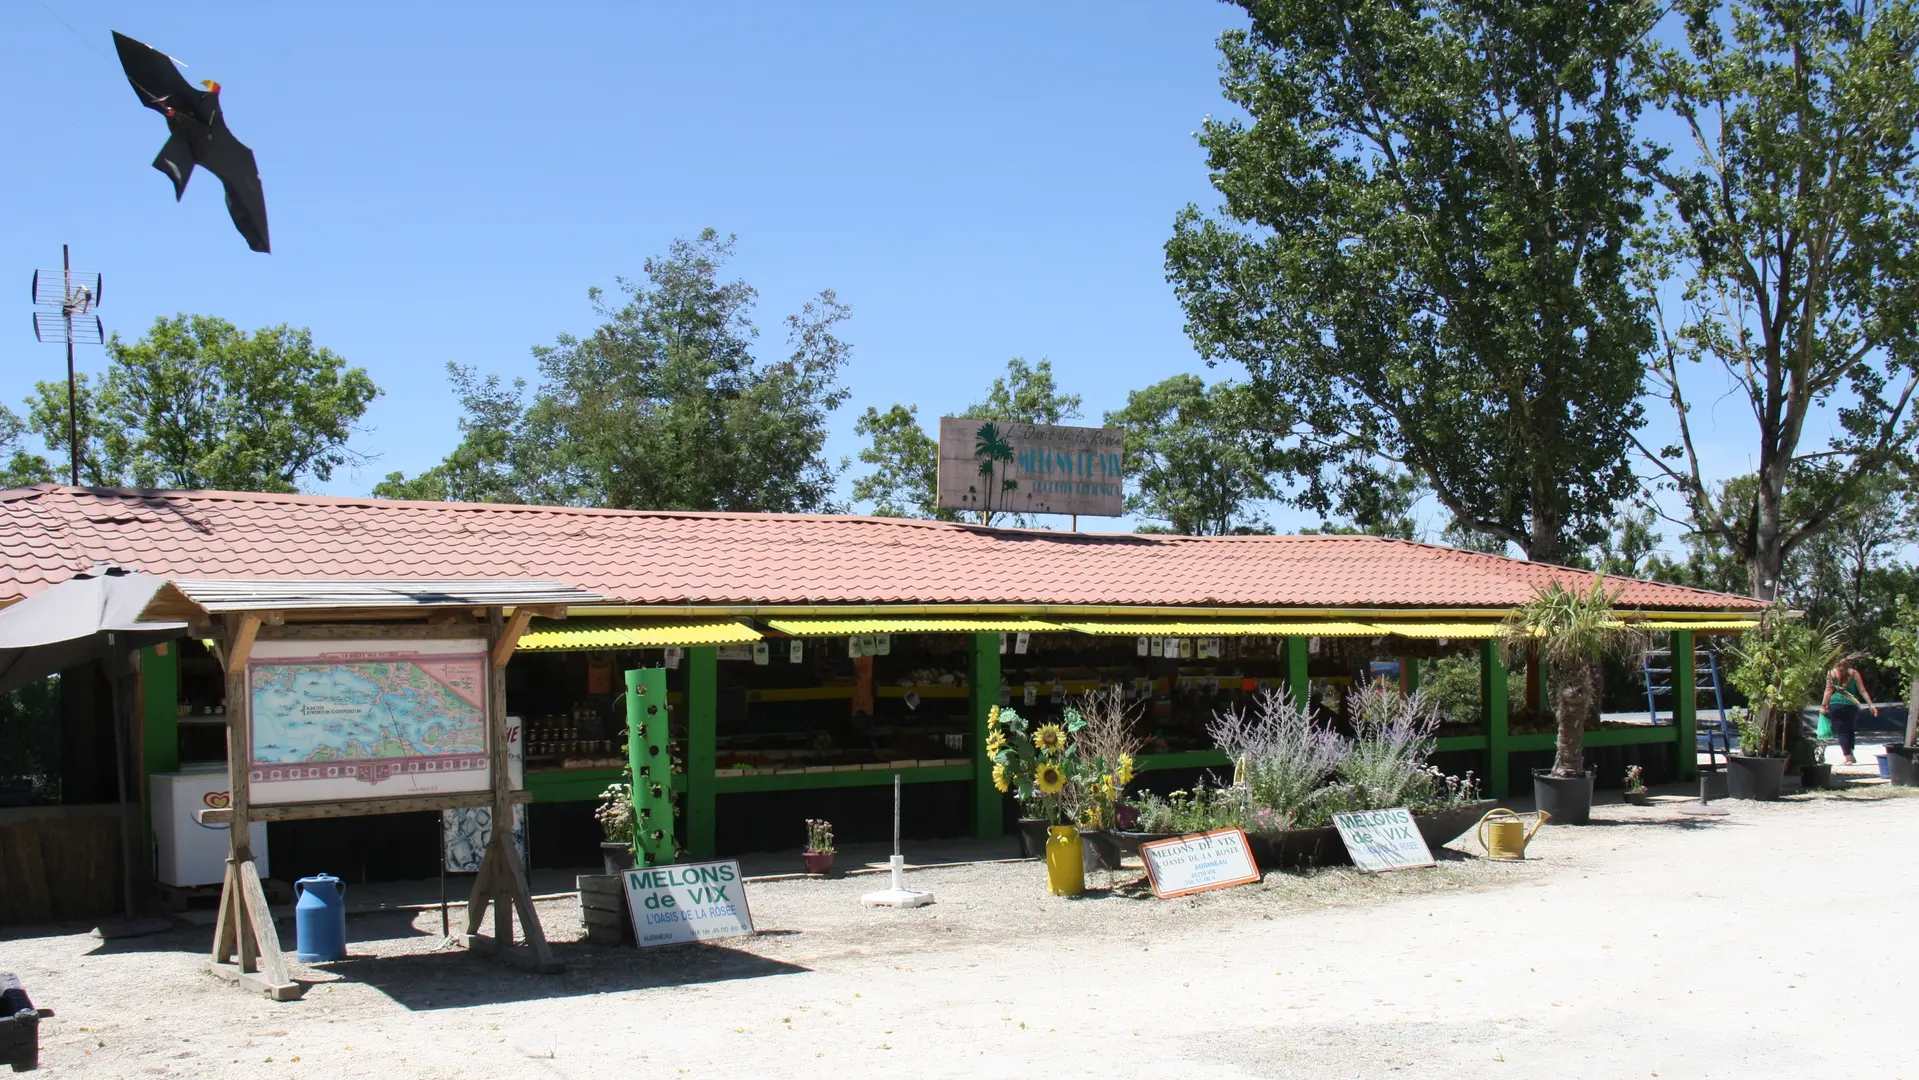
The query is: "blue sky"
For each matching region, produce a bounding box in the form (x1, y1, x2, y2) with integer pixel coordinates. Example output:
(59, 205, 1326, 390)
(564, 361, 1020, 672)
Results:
(4, 1, 1781, 546)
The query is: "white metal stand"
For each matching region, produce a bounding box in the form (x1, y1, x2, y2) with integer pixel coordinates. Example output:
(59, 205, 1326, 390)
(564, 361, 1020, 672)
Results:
(862, 775, 934, 908)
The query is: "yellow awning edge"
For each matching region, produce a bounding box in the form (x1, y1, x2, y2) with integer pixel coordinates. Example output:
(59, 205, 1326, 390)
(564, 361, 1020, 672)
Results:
(763, 616, 1067, 637)
(1367, 621, 1505, 640)
(517, 618, 762, 651)
(1055, 619, 1381, 637)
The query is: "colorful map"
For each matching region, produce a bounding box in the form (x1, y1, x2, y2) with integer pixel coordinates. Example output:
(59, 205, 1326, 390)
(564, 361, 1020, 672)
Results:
(246, 639, 491, 804)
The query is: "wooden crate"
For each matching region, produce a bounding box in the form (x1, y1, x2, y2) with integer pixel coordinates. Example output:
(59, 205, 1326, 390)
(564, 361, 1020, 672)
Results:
(577, 874, 633, 946)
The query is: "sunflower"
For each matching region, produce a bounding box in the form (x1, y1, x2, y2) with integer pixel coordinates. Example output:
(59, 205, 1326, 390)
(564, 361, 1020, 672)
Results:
(992, 763, 1012, 793)
(986, 731, 1007, 755)
(987, 705, 1001, 731)
(1032, 724, 1066, 752)
(1115, 754, 1135, 787)
(1034, 762, 1067, 793)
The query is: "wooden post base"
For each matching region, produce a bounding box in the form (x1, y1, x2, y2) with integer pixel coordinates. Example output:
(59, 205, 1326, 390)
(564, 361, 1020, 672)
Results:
(463, 832, 564, 974)
(207, 962, 304, 1001)
(207, 855, 303, 1001)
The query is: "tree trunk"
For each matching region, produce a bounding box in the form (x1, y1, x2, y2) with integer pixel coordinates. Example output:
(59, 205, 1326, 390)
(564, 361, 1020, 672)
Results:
(1552, 662, 1591, 777)
(1905, 676, 1918, 749)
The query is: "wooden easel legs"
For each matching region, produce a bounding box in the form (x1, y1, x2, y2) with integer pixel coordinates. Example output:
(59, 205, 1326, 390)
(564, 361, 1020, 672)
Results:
(463, 832, 563, 974)
(208, 855, 303, 1001)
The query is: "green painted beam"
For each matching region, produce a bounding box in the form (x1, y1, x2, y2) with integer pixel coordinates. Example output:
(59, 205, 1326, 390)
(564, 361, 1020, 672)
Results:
(1505, 726, 1678, 752)
(1403, 656, 1421, 695)
(969, 632, 1003, 837)
(714, 764, 974, 793)
(1482, 640, 1510, 798)
(685, 647, 719, 859)
(1134, 750, 1232, 773)
(1284, 637, 1309, 711)
(526, 766, 624, 804)
(1672, 630, 1698, 781)
(626, 667, 675, 866)
(1434, 734, 1489, 754)
(139, 643, 179, 880)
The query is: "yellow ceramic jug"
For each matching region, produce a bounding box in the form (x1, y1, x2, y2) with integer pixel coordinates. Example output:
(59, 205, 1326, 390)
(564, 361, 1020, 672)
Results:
(1476, 807, 1549, 861)
(1044, 826, 1085, 896)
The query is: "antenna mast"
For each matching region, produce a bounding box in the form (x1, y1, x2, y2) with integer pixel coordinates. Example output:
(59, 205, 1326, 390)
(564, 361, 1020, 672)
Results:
(31, 245, 104, 486)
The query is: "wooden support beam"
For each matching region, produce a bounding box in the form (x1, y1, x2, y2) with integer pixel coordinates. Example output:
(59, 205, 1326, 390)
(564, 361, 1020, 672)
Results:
(197, 789, 529, 825)
(226, 614, 262, 674)
(519, 604, 568, 620)
(491, 608, 535, 668)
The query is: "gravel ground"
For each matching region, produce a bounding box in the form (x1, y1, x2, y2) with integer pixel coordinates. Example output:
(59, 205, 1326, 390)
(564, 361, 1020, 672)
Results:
(6, 781, 1915, 1078)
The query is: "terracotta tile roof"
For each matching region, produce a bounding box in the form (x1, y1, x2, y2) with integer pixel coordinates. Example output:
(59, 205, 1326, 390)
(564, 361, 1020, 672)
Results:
(0, 485, 1764, 613)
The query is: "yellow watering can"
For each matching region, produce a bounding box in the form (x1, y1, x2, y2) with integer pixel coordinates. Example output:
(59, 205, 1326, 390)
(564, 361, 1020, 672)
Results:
(1476, 808, 1549, 861)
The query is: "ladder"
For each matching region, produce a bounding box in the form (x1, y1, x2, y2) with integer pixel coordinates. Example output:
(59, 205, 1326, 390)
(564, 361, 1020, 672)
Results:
(1642, 642, 1730, 752)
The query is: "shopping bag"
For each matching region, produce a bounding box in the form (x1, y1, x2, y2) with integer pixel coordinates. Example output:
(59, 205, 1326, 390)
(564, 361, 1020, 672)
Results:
(1815, 711, 1833, 739)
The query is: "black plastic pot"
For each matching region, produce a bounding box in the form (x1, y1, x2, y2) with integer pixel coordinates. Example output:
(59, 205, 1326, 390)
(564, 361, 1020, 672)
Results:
(1887, 744, 1917, 788)
(1415, 801, 1496, 849)
(600, 841, 635, 875)
(1799, 763, 1834, 791)
(1079, 829, 1124, 871)
(1017, 818, 1049, 859)
(1114, 830, 1172, 857)
(1532, 770, 1594, 825)
(1725, 754, 1787, 800)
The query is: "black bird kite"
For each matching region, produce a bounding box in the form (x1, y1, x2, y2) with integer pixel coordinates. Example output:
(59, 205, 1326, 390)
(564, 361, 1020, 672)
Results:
(111, 31, 270, 253)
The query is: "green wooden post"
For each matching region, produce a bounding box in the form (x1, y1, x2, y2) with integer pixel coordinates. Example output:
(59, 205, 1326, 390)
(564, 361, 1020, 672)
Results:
(139, 643, 179, 879)
(1672, 631, 1697, 782)
(969, 632, 1003, 837)
(1482, 639, 1511, 798)
(686, 647, 719, 859)
(625, 667, 676, 866)
(1284, 637, 1310, 711)
(1402, 655, 1420, 695)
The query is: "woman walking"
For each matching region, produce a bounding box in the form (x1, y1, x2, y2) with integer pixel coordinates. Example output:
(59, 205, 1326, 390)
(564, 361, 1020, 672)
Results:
(1821, 657, 1880, 766)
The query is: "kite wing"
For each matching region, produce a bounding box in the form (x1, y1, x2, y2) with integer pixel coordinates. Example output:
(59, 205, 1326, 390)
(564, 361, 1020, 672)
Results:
(196, 122, 271, 254)
(111, 32, 209, 119)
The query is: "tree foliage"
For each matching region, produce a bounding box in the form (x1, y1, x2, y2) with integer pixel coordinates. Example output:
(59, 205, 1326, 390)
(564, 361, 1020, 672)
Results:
(1501, 579, 1643, 776)
(379, 230, 853, 512)
(1637, 0, 1919, 600)
(0, 405, 54, 488)
(1166, 0, 1658, 563)
(1105, 374, 1284, 535)
(24, 315, 377, 492)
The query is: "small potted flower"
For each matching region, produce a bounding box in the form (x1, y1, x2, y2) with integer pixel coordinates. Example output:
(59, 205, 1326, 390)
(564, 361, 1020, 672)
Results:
(594, 780, 636, 873)
(802, 819, 836, 875)
(1622, 765, 1651, 806)
(1800, 740, 1834, 791)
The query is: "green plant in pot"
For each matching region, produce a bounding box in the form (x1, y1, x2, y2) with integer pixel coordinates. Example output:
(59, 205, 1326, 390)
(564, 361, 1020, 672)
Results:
(802, 819, 835, 875)
(1622, 765, 1650, 806)
(1501, 578, 1643, 825)
(1070, 687, 1143, 872)
(593, 779, 637, 874)
(1882, 596, 1919, 756)
(1725, 608, 1840, 801)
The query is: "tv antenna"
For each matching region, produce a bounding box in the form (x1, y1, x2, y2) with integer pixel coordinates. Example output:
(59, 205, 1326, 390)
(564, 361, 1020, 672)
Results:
(31, 244, 104, 486)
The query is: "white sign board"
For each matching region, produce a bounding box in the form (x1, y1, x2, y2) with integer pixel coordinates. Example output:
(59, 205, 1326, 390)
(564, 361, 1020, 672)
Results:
(936, 416, 1125, 519)
(246, 636, 489, 805)
(1138, 828, 1261, 899)
(622, 859, 755, 947)
(1332, 808, 1436, 872)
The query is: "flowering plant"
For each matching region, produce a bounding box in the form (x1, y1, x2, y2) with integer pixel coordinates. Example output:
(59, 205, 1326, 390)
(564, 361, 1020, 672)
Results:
(1623, 765, 1646, 794)
(594, 780, 635, 844)
(988, 704, 1086, 825)
(804, 818, 835, 854)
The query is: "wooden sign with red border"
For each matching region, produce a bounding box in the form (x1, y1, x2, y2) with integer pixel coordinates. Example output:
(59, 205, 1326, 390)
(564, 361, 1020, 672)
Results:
(1138, 828, 1261, 898)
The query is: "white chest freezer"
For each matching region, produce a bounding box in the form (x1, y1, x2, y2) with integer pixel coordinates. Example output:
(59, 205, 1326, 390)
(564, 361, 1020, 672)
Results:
(151, 767, 269, 887)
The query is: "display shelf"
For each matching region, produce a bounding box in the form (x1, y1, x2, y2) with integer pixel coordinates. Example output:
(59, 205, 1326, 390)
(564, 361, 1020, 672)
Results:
(740, 683, 970, 704)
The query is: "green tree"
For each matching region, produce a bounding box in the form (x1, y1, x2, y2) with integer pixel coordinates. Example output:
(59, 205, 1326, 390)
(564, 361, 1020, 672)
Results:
(23, 316, 378, 492)
(1637, 0, 1919, 601)
(0, 405, 54, 488)
(373, 366, 530, 504)
(1783, 471, 1919, 659)
(1107, 375, 1283, 535)
(381, 230, 852, 512)
(851, 357, 1083, 523)
(1166, 0, 1658, 564)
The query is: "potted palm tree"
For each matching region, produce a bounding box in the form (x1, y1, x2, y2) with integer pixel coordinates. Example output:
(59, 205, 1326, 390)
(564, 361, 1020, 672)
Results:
(1882, 597, 1919, 780)
(1724, 609, 1839, 801)
(1502, 579, 1643, 825)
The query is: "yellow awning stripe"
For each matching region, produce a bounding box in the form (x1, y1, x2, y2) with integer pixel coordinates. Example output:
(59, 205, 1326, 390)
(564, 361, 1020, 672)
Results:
(1052, 619, 1380, 637)
(1632, 619, 1760, 632)
(763, 616, 1068, 637)
(517, 618, 761, 651)
(1367, 621, 1505, 640)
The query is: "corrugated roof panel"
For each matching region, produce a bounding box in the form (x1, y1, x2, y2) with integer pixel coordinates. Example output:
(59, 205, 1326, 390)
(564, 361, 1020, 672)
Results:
(764, 616, 1066, 637)
(518, 618, 760, 651)
(1055, 619, 1381, 637)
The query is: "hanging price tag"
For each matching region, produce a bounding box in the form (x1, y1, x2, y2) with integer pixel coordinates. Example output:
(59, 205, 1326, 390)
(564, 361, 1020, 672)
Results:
(1015, 632, 1030, 655)
(752, 641, 769, 665)
(1137, 636, 1150, 657)
(789, 639, 804, 663)
(875, 633, 892, 656)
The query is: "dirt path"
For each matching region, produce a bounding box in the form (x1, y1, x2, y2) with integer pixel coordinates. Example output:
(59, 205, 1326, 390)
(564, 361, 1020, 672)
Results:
(6, 788, 1912, 1078)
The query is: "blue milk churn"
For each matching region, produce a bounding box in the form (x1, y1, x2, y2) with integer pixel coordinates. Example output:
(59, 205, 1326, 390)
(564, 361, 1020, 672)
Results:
(293, 874, 347, 962)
